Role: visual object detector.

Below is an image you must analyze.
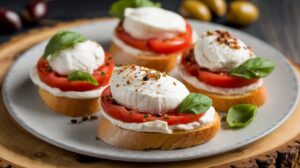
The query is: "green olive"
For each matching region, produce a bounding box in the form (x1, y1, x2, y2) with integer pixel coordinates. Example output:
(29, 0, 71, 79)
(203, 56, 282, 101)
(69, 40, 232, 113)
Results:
(227, 1, 259, 26)
(180, 0, 212, 22)
(202, 0, 227, 17)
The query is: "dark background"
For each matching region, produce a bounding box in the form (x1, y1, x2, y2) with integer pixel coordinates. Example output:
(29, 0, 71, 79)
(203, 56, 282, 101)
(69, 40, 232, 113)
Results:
(0, 0, 299, 63)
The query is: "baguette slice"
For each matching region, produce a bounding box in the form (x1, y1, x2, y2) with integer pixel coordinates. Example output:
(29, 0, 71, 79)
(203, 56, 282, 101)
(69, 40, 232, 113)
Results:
(109, 42, 180, 72)
(183, 81, 267, 112)
(38, 88, 100, 117)
(98, 112, 220, 150)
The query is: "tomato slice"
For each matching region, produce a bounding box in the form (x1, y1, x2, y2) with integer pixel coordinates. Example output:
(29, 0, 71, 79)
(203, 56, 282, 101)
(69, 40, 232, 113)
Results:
(148, 23, 193, 54)
(101, 87, 205, 126)
(197, 70, 259, 88)
(37, 53, 114, 91)
(181, 54, 259, 88)
(116, 21, 193, 54)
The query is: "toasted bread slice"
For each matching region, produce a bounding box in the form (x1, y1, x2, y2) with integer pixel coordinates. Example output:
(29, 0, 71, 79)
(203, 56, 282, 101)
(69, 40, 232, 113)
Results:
(98, 112, 220, 150)
(109, 42, 180, 72)
(183, 81, 267, 112)
(38, 88, 100, 117)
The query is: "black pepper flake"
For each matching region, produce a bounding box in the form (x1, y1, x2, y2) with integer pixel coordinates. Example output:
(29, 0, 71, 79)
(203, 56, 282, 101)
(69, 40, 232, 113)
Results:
(127, 80, 130, 84)
(108, 56, 112, 60)
(142, 76, 149, 81)
(82, 116, 88, 121)
(156, 113, 162, 117)
(89, 115, 98, 120)
(116, 84, 120, 87)
(70, 119, 77, 124)
(101, 71, 106, 76)
(173, 82, 176, 86)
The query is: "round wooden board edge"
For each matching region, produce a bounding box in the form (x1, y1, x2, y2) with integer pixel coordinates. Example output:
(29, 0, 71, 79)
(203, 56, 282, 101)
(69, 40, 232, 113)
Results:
(0, 18, 299, 168)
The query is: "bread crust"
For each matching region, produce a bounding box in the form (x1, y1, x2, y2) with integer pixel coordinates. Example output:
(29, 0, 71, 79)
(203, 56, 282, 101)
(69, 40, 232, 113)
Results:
(109, 42, 179, 72)
(183, 81, 267, 112)
(98, 113, 220, 150)
(38, 88, 100, 117)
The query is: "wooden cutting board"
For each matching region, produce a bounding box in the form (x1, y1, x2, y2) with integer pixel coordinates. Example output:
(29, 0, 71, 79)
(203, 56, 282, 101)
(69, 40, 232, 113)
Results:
(0, 18, 299, 168)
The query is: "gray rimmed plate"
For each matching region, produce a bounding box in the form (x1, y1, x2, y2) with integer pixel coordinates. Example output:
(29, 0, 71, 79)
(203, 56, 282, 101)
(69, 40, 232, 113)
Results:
(2, 19, 299, 162)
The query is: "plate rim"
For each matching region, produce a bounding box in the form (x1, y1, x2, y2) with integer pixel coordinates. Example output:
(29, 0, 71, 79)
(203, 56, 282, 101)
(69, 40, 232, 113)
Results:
(2, 19, 300, 162)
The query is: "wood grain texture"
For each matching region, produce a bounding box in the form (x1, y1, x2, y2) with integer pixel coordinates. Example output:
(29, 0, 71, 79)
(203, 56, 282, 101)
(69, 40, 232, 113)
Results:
(0, 18, 300, 168)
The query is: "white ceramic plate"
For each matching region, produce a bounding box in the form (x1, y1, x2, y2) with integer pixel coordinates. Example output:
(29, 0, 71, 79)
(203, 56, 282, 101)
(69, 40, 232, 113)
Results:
(2, 19, 299, 162)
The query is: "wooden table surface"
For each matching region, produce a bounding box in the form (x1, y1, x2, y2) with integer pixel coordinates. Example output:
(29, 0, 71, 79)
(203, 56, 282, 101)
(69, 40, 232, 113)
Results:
(0, 0, 300, 167)
(0, 0, 299, 63)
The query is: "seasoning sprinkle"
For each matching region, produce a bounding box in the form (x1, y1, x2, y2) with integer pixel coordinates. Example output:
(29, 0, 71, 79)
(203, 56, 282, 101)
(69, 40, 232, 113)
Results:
(82, 116, 88, 121)
(142, 76, 149, 81)
(70, 119, 77, 124)
(213, 30, 242, 50)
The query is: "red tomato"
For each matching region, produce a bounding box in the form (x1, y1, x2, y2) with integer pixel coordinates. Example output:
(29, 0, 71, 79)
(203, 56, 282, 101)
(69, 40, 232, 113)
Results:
(148, 23, 193, 54)
(37, 53, 114, 91)
(101, 87, 204, 126)
(116, 21, 193, 54)
(116, 23, 149, 51)
(181, 54, 259, 88)
(197, 70, 259, 88)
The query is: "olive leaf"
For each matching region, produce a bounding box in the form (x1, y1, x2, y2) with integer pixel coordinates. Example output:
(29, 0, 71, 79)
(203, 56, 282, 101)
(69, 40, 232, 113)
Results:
(178, 93, 212, 114)
(67, 70, 98, 86)
(109, 0, 161, 19)
(43, 30, 87, 59)
(226, 104, 257, 128)
(229, 57, 275, 79)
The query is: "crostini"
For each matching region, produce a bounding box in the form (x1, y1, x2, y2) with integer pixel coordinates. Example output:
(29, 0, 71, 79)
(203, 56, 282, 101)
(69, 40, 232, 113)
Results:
(98, 65, 220, 150)
(109, 1, 197, 72)
(177, 30, 275, 112)
(30, 30, 114, 117)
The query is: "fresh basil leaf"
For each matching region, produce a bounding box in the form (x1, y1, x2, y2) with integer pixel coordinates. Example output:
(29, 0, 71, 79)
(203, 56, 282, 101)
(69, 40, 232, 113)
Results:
(43, 30, 87, 59)
(178, 93, 212, 114)
(226, 104, 257, 128)
(67, 70, 98, 86)
(109, 0, 161, 19)
(229, 57, 275, 79)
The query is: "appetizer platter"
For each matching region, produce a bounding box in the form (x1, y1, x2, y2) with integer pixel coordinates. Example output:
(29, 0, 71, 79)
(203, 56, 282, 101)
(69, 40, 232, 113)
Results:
(0, 1, 299, 165)
(2, 18, 299, 162)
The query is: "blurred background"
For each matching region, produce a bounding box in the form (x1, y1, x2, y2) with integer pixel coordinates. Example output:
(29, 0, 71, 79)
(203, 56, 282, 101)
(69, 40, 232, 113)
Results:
(0, 0, 299, 62)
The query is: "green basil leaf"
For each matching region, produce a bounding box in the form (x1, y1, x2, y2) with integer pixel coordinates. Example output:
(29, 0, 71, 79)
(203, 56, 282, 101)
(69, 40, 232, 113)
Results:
(43, 30, 87, 59)
(67, 70, 98, 86)
(229, 57, 275, 79)
(226, 104, 257, 128)
(109, 0, 161, 19)
(178, 93, 212, 114)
